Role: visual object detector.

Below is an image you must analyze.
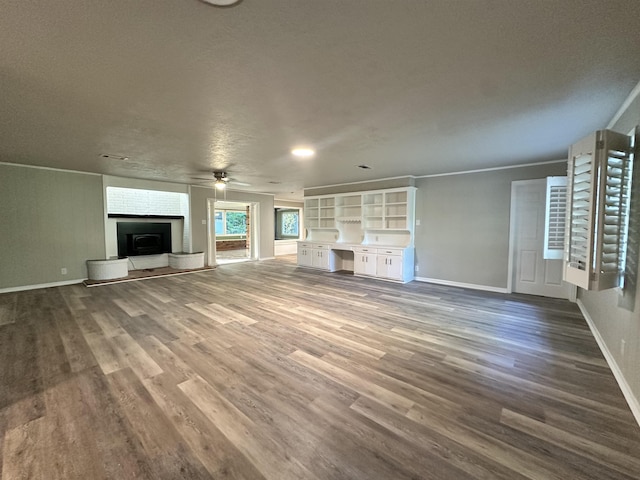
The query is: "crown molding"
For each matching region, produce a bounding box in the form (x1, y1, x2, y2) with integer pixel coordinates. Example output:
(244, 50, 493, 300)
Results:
(607, 79, 640, 129)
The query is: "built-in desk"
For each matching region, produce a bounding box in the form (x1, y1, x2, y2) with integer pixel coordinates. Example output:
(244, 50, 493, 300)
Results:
(297, 241, 414, 283)
(301, 186, 416, 283)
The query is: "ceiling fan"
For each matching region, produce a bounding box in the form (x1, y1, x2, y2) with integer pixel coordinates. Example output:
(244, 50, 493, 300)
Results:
(191, 170, 251, 189)
(212, 171, 230, 190)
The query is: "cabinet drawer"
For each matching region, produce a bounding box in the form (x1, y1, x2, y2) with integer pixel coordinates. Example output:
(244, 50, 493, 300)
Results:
(298, 243, 314, 249)
(313, 244, 330, 250)
(354, 247, 377, 254)
(378, 248, 403, 256)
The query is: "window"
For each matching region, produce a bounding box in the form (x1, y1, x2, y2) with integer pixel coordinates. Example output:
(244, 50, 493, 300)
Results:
(214, 211, 223, 234)
(215, 210, 247, 236)
(275, 208, 300, 240)
(543, 176, 567, 260)
(281, 211, 299, 236)
(563, 129, 633, 290)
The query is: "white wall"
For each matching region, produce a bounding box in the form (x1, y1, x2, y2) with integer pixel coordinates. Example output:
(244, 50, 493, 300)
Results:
(106, 186, 185, 216)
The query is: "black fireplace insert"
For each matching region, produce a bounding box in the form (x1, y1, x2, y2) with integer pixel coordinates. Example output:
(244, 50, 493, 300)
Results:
(117, 222, 172, 257)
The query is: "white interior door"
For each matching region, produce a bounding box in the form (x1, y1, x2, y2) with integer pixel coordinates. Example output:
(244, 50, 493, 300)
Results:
(511, 179, 572, 299)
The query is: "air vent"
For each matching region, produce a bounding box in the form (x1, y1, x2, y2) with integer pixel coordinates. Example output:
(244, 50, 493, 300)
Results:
(101, 153, 129, 161)
(357, 164, 372, 169)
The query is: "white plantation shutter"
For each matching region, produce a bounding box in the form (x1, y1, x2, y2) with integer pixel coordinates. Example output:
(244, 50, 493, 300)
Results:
(619, 127, 639, 310)
(564, 130, 632, 290)
(597, 147, 631, 280)
(543, 176, 567, 260)
(568, 154, 593, 274)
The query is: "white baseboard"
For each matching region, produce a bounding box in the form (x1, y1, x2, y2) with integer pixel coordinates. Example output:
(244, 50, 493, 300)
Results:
(0, 278, 85, 294)
(260, 256, 276, 261)
(414, 276, 508, 294)
(577, 299, 640, 427)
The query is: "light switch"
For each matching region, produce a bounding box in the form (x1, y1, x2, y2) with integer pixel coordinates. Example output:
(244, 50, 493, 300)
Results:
(416, 219, 421, 226)
(202, 219, 206, 225)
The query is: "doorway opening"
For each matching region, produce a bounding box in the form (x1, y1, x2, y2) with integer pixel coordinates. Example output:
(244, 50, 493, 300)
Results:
(207, 200, 259, 265)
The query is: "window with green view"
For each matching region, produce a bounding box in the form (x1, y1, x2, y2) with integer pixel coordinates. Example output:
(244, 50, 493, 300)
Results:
(215, 210, 247, 236)
(275, 208, 300, 239)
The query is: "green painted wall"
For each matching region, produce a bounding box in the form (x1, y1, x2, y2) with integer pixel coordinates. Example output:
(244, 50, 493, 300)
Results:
(0, 164, 105, 289)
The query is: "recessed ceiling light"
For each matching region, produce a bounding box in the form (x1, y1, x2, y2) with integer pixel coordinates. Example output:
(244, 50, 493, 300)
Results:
(199, 0, 243, 7)
(291, 147, 315, 158)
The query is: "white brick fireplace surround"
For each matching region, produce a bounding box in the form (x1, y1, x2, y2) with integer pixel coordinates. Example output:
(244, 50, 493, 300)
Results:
(86, 252, 205, 281)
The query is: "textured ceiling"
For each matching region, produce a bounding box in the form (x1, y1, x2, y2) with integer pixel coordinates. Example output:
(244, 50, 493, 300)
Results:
(1, 0, 639, 200)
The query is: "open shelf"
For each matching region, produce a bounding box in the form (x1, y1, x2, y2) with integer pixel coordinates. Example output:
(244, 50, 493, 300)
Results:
(305, 187, 415, 244)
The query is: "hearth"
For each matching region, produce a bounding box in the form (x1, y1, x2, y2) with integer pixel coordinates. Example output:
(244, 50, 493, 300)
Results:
(117, 222, 172, 257)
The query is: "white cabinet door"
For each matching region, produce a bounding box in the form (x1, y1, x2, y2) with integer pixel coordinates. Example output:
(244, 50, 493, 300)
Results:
(354, 253, 367, 274)
(297, 244, 313, 267)
(387, 255, 403, 280)
(312, 249, 329, 269)
(376, 254, 403, 280)
(364, 254, 377, 275)
(311, 245, 335, 271)
(354, 250, 377, 275)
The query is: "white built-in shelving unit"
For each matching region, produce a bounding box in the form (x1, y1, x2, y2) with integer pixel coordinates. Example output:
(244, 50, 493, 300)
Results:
(305, 187, 415, 241)
(304, 197, 336, 229)
(303, 198, 319, 229)
(335, 194, 362, 223)
(299, 187, 416, 282)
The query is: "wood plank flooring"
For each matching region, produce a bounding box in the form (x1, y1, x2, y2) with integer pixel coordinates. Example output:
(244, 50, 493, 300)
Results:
(1, 256, 639, 479)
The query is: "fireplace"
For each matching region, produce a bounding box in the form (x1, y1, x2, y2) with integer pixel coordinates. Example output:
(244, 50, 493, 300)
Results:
(117, 222, 172, 257)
